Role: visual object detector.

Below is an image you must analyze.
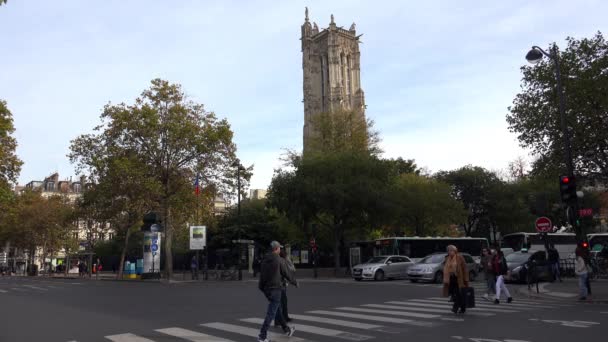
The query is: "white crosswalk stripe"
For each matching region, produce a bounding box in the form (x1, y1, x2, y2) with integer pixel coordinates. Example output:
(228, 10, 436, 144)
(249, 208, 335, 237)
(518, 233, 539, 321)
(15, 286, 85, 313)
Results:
(404, 300, 520, 313)
(0, 289, 8, 293)
(23, 285, 48, 291)
(335, 306, 442, 319)
(241, 318, 374, 341)
(425, 297, 558, 309)
(155, 327, 235, 341)
(363, 304, 495, 317)
(288, 314, 384, 330)
(201, 322, 312, 342)
(308, 310, 422, 324)
(105, 333, 156, 342)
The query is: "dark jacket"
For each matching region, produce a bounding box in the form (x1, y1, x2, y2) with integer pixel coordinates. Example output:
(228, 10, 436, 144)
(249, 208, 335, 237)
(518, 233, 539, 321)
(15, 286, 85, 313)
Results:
(492, 252, 508, 276)
(258, 252, 296, 291)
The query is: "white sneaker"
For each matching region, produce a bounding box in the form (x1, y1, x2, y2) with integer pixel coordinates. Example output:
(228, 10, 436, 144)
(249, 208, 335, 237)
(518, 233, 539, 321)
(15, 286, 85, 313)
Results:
(285, 325, 295, 337)
(482, 293, 489, 300)
(258, 338, 270, 342)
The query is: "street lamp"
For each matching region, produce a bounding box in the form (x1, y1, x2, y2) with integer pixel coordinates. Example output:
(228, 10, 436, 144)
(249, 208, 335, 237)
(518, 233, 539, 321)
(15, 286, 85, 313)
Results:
(232, 159, 244, 280)
(525, 45, 581, 241)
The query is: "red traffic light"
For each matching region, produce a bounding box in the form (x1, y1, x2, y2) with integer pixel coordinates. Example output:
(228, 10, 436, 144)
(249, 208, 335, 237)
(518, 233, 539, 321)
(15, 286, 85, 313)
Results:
(582, 242, 589, 249)
(561, 176, 570, 184)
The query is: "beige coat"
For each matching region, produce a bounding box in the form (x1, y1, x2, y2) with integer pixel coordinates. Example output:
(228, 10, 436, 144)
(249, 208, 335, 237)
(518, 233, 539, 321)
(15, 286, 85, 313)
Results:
(442, 254, 469, 297)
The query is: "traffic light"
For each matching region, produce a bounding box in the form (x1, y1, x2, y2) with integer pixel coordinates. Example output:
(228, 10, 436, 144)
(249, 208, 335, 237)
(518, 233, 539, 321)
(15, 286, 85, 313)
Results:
(559, 175, 577, 204)
(579, 241, 589, 250)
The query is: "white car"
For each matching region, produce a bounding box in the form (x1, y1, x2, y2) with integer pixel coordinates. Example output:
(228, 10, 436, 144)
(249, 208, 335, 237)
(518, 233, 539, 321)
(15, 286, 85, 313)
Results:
(352, 255, 414, 281)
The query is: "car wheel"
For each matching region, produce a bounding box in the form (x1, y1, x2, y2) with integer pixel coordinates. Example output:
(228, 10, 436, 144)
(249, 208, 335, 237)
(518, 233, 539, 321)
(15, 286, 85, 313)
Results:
(374, 270, 385, 281)
(433, 271, 443, 284)
(469, 270, 476, 282)
(354, 277, 362, 281)
(410, 279, 419, 283)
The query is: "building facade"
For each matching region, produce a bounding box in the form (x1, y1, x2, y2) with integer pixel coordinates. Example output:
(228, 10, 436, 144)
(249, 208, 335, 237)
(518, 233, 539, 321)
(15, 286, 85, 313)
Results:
(301, 8, 366, 150)
(249, 189, 267, 200)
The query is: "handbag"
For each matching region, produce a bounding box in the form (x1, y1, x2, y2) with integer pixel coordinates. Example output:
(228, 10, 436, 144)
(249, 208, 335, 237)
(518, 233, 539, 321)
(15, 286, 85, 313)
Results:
(462, 286, 475, 308)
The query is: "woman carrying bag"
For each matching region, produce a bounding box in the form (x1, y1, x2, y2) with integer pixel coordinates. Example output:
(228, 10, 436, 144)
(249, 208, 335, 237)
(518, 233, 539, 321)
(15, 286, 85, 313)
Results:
(442, 245, 470, 314)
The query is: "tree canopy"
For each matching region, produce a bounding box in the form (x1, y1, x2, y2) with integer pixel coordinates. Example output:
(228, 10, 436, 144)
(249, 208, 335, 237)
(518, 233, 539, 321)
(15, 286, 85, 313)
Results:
(507, 32, 608, 184)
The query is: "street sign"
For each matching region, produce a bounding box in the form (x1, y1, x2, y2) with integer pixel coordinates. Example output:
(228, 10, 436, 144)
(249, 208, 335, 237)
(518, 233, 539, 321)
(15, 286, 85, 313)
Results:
(535, 217, 552, 233)
(189, 226, 207, 250)
(578, 208, 593, 217)
(151, 244, 158, 252)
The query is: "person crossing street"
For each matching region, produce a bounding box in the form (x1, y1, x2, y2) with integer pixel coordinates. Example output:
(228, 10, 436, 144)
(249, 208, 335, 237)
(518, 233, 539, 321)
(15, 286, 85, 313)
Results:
(492, 246, 513, 304)
(258, 241, 297, 342)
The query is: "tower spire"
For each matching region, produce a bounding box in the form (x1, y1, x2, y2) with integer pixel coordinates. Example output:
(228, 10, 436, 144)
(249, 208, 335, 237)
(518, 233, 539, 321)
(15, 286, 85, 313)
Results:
(305, 7, 309, 22)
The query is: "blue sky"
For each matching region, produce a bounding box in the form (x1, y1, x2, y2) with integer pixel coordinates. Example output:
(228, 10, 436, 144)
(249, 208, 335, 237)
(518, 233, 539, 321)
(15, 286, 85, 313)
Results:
(1, 0, 606, 189)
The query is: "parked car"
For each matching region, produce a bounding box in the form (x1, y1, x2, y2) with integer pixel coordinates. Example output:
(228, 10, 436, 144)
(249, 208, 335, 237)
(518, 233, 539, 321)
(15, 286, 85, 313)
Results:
(407, 252, 478, 283)
(505, 250, 553, 283)
(352, 255, 414, 281)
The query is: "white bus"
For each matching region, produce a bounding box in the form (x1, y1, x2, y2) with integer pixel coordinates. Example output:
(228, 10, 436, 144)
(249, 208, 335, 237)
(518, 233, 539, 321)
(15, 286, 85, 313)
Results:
(501, 232, 577, 258)
(373, 236, 489, 261)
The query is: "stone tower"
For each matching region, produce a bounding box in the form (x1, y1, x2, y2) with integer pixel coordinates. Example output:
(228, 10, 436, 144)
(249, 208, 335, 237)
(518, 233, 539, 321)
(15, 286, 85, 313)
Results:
(301, 8, 366, 150)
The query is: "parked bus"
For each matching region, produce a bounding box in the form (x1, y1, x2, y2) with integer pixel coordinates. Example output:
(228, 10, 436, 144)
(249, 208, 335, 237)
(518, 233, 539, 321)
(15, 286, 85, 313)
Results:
(372, 237, 489, 261)
(501, 232, 577, 258)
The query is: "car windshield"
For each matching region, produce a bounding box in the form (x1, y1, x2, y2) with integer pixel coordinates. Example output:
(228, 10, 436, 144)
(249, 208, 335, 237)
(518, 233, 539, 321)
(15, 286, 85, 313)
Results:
(365, 257, 388, 264)
(418, 254, 446, 264)
(506, 253, 530, 264)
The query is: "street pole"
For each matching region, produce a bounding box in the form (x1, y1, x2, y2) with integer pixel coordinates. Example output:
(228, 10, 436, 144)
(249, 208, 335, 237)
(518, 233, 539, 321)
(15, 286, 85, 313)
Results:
(527, 45, 582, 242)
(236, 161, 242, 281)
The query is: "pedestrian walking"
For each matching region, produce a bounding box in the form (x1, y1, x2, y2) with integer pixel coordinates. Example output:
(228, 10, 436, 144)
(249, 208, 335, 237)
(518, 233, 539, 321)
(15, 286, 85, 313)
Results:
(258, 241, 297, 342)
(442, 245, 469, 314)
(548, 245, 562, 282)
(575, 246, 589, 300)
(275, 249, 296, 325)
(492, 246, 512, 304)
(191, 255, 199, 280)
(480, 248, 496, 300)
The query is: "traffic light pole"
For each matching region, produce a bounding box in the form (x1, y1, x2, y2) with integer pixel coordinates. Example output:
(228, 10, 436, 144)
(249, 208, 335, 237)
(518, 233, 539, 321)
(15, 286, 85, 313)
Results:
(538, 45, 582, 242)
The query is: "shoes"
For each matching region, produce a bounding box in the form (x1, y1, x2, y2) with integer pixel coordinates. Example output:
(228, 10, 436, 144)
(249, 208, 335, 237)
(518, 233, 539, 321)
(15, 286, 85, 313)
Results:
(286, 318, 292, 322)
(482, 294, 489, 300)
(451, 307, 458, 314)
(578, 297, 587, 301)
(458, 309, 466, 314)
(284, 325, 295, 337)
(494, 299, 500, 304)
(258, 338, 270, 342)
(507, 297, 513, 303)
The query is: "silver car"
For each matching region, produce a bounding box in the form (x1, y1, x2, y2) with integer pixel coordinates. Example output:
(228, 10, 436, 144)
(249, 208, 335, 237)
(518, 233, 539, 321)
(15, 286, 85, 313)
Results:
(352, 255, 414, 281)
(407, 252, 479, 283)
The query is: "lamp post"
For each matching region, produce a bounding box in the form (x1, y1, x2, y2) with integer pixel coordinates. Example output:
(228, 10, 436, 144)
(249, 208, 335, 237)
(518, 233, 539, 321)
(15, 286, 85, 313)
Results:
(232, 159, 244, 280)
(525, 44, 581, 241)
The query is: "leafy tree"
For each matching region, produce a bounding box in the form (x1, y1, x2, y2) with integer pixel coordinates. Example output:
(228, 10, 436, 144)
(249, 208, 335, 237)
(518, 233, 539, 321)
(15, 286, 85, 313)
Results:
(507, 32, 608, 184)
(70, 79, 236, 278)
(436, 166, 503, 236)
(0, 100, 23, 201)
(389, 173, 466, 237)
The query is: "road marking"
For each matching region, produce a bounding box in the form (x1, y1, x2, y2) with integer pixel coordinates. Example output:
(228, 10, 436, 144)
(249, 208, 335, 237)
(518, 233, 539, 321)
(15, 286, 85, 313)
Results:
(417, 298, 545, 309)
(0, 289, 8, 293)
(23, 285, 48, 291)
(105, 333, 156, 341)
(545, 291, 578, 298)
(201, 322, 311, 342)
(241, 318, 373, 341)
(156, 327, 234, 341)
(335, 306, 441, 319)
(10, 288, 26, 291)
(398, 300, 519, 313)
(364, 304, 494, 317)
(288, 314, 383, 330)
(427, 296, 566, 307)
(529, 318, 600, 328)
(308, 310, 421, 324)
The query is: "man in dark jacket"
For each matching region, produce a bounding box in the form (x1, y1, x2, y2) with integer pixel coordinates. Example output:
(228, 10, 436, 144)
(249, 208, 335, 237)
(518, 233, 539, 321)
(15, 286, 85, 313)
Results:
(547, 245, 561, 282)
(257, 241, 297, 342)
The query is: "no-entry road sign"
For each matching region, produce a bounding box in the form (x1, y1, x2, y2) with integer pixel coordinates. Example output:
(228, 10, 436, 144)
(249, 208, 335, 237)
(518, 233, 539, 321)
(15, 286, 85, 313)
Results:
(535, 217, 553, 233)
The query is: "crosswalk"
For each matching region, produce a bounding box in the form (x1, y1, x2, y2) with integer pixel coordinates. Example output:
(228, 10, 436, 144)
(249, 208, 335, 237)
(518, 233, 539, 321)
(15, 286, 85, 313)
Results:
(69, 290, 573, 342)
(0, 279, 80, 294)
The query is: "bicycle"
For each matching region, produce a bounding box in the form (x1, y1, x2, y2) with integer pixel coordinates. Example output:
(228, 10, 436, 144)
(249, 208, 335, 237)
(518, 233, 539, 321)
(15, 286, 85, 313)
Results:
(208, 265, 238, 281)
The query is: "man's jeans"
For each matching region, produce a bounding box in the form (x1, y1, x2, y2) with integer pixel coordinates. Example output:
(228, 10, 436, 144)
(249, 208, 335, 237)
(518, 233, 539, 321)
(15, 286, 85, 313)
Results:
(551, 262, 561, 281)
(578, 273, 589, 298)
(259, 288, 287, 340)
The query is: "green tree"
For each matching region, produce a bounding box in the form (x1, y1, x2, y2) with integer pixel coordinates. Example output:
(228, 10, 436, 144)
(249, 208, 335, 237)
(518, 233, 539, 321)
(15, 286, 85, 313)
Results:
(507, 32, 608, 183)
(389, 173, 466, 236)
(0, 100, 23, 201)
(436, 166, 503, 236)
(69, 79, 237, 278)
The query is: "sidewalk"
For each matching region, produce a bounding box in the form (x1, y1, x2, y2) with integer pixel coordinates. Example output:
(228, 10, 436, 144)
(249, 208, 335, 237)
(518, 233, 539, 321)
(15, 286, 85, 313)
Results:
(517, 278, 608, 304)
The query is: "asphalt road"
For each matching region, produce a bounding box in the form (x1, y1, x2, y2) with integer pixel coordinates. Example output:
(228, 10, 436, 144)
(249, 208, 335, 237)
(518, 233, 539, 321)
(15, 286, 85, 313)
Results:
(1, 276, 607, 342)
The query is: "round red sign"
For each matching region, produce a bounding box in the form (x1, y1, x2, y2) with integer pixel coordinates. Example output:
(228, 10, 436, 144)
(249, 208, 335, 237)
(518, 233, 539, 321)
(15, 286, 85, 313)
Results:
(535, 217, 552, 233)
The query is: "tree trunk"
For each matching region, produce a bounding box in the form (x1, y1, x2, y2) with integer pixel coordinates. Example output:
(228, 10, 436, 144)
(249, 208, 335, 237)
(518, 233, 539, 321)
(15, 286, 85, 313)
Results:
(117, 224, 132, 280)
(164, 204, 173, 280)
(333, 221, 341, 276)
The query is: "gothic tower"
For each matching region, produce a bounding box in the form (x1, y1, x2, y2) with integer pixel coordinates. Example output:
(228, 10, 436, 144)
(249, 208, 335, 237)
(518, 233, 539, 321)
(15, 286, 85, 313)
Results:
(301, 8, 366, 151)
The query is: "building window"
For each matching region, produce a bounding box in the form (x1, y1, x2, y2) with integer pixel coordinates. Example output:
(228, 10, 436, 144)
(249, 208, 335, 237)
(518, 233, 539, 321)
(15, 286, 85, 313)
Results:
(321, 55, 326, 111)
(46, 182, 55, 192)
(109, 233, 114, 240)
(73, 183, 81, 193)
(346, 55, 352, 98)
(73, 232, 79, 240)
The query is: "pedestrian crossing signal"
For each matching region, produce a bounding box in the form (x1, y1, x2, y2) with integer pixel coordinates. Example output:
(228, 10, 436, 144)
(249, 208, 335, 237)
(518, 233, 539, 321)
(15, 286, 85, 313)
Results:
(559, 175, 577, 204)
